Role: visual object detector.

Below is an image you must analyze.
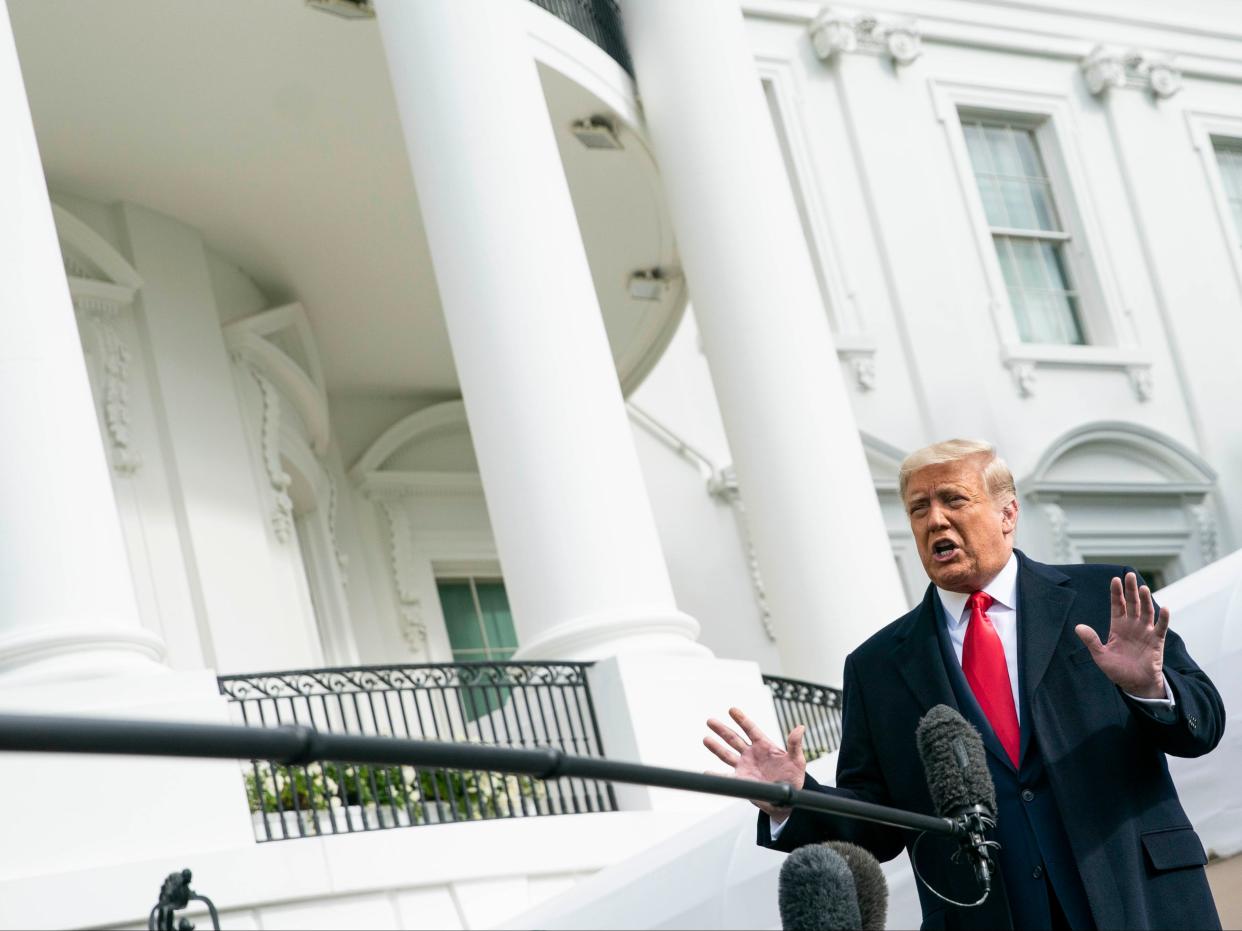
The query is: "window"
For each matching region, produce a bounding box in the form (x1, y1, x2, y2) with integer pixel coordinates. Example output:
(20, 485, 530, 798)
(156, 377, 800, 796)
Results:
(435, 577, 518, 662)
(1212, 140, 1242, 241)
(1081, 556, 1172, 591)
(960, 116, 1085, 345)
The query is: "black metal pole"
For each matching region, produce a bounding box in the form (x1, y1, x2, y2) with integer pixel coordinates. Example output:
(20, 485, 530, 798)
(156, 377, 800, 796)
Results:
(0, 712, 957, 837)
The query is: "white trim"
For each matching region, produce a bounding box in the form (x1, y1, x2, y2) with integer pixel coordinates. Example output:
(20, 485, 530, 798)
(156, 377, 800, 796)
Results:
(350, 400, 470, 480)
(1185, 110, 1242, 302)
(1024, 420, 1217, 489)
(51, 203, 144, 290)
(755, 53, 868, 342)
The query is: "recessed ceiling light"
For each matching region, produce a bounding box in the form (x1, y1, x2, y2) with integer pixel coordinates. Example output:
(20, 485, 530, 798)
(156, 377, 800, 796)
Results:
(305, 0, 375, 20)
(571, 117, 623, 150)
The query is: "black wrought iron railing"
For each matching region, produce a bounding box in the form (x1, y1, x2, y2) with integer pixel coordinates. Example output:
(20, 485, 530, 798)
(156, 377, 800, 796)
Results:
(218, 662, 616, 841)
(529, 0, 633, 76)
(763, 675, 844, 763)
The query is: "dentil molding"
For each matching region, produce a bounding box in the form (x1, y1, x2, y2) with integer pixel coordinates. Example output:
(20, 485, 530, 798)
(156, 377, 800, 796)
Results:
(809, 7, 922, 67)
(1081, 46, 1182, 100)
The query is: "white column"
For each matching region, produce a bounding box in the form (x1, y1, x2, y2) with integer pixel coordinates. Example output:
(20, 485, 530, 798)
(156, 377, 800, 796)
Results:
(374, 0, 705, 661)
(0, 2, 163, 683)
(620, 0, 906, 683)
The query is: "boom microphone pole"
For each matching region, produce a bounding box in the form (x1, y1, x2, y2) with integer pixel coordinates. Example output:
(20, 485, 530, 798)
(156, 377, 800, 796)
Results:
(0, 711, 960, 839)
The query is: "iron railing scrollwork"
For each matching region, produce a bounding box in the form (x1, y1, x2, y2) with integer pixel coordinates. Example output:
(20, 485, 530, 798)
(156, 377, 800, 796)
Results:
(763, 675, 845, 763)
(219, 661, 616, 842)
(529, 0, 634, 76)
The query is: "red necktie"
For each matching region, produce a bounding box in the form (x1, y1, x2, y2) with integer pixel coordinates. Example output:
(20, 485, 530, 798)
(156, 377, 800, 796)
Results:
(962, 591, 1020, 767)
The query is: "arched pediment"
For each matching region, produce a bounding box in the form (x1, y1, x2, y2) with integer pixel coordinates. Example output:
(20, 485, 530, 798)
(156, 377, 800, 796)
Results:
(1025, 423, 1215, 496)
(350, 401, 483, 500)
(225, 303, 331, 455)
(52, 203, 143, 293)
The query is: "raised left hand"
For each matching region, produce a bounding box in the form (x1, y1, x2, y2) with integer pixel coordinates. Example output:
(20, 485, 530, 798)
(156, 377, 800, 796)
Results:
(1075, 571, 1168, 699)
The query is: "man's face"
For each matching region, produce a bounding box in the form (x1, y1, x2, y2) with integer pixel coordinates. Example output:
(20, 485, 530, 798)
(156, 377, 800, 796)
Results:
(904, 455, 1018, 593)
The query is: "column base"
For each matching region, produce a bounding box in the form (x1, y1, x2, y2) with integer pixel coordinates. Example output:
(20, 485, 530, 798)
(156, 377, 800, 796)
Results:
(0, 669, 256, 887)
(586, 653, 784, 813)
(0, 623, 167, 685)
(512, 608, 712, 662)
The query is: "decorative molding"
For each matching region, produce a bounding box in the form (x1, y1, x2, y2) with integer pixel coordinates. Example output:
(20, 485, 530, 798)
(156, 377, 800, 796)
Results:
(709, 467, 777, 643)
(1127, 364, 1154, 402)
(252, 368, 295, 543)
(1007, 359, 1037, 398)
(1041, 502, 1076, 563)
(379, 499, 428, 653)
(1192, 504, 1220, 564)
(74, 299, 142, 473)
(809, 8, 922, 67)
(846, 351, 876, 391)
(325, 472, 350, 586)
(1081, 46, 1183, 100)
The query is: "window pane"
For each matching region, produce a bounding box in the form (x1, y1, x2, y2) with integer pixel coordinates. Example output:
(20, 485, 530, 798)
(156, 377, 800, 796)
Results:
(963, 122, 992, 174)
(1042, 240, 1074, 291)
(1012, 129, 1044, 178)
(999, 178, 1038, 229)
(994, 238, 1021, 290)
(1029, 181, 1060, 231)
(985, 124, 1026, 177)
(476, 582, 518, 653)
(976, 177, 1007, 227)
(437, 581, 486, 654)
(1214, 141, 1242, 246)
(1009, 238, 1049, 289)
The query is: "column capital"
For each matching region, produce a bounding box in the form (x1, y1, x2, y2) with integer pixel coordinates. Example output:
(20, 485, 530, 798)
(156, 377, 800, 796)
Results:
(809, 7, 922, 68)
(1081, 46, 1182, 100)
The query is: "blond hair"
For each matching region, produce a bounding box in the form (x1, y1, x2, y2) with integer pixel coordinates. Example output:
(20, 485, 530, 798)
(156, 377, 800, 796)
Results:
(898, 438, 1016, 504)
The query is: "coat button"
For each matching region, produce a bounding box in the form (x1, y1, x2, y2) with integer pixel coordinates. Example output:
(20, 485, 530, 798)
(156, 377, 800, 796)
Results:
(1032, 865, 1044, 880)
(1021, 789, 1035, 802)
(1188, 715, 1198, 730)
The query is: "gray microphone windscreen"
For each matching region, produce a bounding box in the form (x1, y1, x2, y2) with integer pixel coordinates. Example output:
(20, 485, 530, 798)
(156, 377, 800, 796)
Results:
(778, 844, 862, 931)
(825, 841, 888, 931)
(915, 704, 996, 819)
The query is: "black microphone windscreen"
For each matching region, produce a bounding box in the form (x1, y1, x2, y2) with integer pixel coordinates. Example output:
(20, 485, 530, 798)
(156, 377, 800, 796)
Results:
(778, 843, 862, 931)
(825, 841, 888, 931)
(916, 704, 997, 819)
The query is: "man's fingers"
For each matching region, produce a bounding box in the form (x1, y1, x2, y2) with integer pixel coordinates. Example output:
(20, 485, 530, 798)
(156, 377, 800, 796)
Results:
(702, 735, 740, 767)
(706, 718, 749, 753)
(1156, 605, 1171, 639)
(1138, 584, 1156, 626)
(729, 707, 771, 745)
(787, 724, 806, 759)
(1125, 572, 1141, 622)
(1075, 624, 1104, 654)
(1110, 576, 1126, 619)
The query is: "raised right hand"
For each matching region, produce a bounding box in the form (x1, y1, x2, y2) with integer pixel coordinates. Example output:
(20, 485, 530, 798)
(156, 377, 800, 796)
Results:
(704, 706, 806, 823)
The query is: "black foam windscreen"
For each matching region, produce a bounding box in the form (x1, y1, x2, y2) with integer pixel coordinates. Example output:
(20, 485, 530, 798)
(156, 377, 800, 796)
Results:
(825, 841, 888, 931)
(915, 704, 997, 819)
(778, 843, 862, 931)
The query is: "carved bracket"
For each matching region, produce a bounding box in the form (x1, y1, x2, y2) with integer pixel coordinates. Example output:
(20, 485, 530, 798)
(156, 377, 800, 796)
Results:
(379, 497, 428, 653)
(839, 348, 877, 392)
(1127, 364, 1154, 403)
(325, 472, 350, 587)
(251, 369, 295, 543)
(1081, 46, 1182, 100)
(1006, 359, 1037, 398)
(1192, 504, 1220, 564)
(809, 8, 922, 67)
(75, 298, 143, 473)
(1041, 502, 1077, 563)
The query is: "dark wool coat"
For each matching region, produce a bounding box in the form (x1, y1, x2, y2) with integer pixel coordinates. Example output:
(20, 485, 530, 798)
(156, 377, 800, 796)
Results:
(759, 552, 1224, 930)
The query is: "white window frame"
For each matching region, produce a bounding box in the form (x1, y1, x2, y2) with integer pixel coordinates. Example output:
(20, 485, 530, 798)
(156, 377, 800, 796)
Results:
(1186, 110, 1242, 298)
(930, 80, 1151, 391)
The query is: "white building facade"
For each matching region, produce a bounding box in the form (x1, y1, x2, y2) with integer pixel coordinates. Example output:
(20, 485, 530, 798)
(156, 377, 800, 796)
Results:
(0, 0, 1239, 927)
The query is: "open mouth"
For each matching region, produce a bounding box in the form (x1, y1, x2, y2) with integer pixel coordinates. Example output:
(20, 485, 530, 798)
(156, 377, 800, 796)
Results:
(932, 539, 960, 562)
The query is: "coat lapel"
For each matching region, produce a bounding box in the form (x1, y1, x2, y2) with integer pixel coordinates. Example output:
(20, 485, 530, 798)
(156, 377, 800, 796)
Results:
(893, 585, 959, 714)
(1016, 551, 1075, 763)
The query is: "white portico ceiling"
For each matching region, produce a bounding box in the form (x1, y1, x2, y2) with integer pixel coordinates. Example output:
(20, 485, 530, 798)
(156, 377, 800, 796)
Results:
(8, 0, 682, 397)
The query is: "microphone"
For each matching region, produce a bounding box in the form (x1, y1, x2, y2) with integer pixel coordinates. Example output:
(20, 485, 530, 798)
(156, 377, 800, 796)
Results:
(825, 841, 888, 931)
(915, 704, 999, 894)
(778, 843, 861, 930)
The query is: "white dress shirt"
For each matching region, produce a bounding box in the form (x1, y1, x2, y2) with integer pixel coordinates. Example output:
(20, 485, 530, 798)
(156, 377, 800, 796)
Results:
(770, 552, 1174, 839)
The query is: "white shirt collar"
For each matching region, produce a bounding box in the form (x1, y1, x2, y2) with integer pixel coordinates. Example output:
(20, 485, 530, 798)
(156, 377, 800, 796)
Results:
(936, 551, 1019, 628)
